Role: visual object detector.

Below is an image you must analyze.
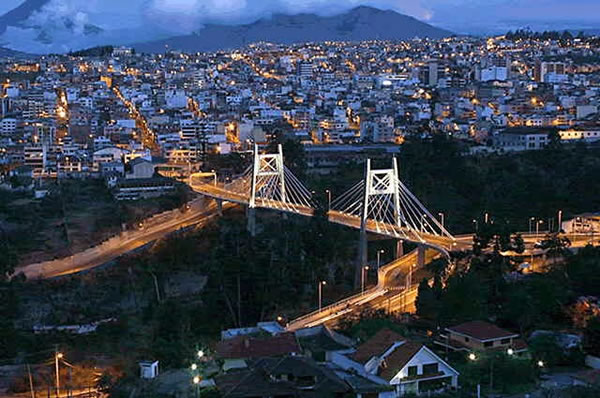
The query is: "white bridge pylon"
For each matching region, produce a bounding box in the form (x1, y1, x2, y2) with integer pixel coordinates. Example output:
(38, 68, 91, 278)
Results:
(248, 144, 315, 213)
(331, 158, 455, 245)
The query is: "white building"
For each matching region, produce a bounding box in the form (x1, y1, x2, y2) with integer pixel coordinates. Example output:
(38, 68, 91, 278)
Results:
(1, 118, 17, 135)
(331, 329, 459, 396)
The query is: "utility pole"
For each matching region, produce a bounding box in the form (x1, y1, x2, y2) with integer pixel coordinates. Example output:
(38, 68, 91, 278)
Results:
(27, 364, 35, 398)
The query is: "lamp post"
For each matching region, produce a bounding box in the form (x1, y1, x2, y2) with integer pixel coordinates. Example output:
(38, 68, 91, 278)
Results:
(376, 249, 385, 271)
(536, 219, 544, 237)
(318, 281, 326, 312)
(529, 217, 535, 234)
(558, 210, 562, 233)
(193, 375, 200, 398)
(325, 189, 331, 211)
(438, 212, 444, 228)
(361, 266, 369, 294)
(472, 219, 478, 232)
(55, 351, 63, 398)
(484, 212, 489, 224)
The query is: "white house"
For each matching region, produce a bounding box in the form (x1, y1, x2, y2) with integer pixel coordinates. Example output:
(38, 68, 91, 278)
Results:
(139, 361, 159, 379)
(331, 329, 459, 396)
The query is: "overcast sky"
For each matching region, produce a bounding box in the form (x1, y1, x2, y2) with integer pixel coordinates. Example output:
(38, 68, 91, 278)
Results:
(3, 0, 599, 31)
(0, 0, 598, 53)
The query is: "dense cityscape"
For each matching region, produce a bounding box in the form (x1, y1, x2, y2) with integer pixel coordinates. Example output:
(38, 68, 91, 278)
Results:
(1, 3, 600, 398)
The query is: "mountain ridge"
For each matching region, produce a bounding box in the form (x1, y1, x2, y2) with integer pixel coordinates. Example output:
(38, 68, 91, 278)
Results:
(133, 6, 453, 53)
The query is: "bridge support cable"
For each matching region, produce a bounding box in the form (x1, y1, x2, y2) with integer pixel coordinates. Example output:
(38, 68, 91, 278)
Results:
(330, 158, 456, 249)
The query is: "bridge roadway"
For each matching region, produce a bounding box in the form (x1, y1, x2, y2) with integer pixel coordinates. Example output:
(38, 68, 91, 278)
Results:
(15, 199, 234, 280)
(286, 248, 440, 331)
(192, 182, 471, 253)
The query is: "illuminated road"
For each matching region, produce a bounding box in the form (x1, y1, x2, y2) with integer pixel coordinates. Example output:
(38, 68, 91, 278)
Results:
(15, 199, 232, 280)
(286, 248, 440, 331)
(190, 181, 467, 254)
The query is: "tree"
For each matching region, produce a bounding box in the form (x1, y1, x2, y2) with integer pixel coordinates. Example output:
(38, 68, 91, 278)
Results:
(540, 233, 571, 263)
(546, 130, 562, 151)
(416, 278, 439, 320)
(512, 233, 525, 254)
(584, 316, 600, 356)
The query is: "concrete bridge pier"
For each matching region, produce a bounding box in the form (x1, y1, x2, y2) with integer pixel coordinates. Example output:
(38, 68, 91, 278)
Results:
(247, 206, 257, 237)
(417, 244, 426, 267)
(355, 228, 368, 289)
(216, 199, 223, 216)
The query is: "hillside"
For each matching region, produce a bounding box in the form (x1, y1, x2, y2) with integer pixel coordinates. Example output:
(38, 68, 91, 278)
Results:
(134, 6, 452, 53)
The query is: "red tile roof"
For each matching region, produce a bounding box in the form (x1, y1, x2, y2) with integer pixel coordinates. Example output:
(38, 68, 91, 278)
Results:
(351, 329, 428, 382)
(216, 332, 300, 360)
(378, 340, 423, 381)
(352, 328, 405, 364)
(446, 321, 518, 341)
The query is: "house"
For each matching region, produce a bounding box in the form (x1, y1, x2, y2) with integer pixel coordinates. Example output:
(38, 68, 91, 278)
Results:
(113, 177, 175, 200)
(492, 127, 551, 151)
(331, 329, 459, 396)
(295, 325, 355, 362)
(126, 157, 155, 179)
(215, 332, 301, 372)
(214, 356, 351, 398)
(436, 320, 528, 354)
(139, 360, 159, 379)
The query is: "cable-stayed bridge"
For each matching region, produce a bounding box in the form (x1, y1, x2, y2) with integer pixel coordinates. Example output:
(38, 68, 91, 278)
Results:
(190, 145, 468, 257)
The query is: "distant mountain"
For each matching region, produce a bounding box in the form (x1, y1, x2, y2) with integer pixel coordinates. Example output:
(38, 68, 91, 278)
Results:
(134, 6, 453, 53)
(0, 0, 105, 54)
(0, 0, 49, 35)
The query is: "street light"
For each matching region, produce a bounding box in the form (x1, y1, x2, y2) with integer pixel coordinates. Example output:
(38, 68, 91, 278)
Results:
(536, 219, 544, 237)
(361, 266, 369, 293)
(376, 249, 385, 271)
(325, 189, 331, 211)
(557, 210, 563, 233)
(318, 281, 326, 312)
(507, 348, 514, 356)
(529, 217, 535, 234)
(438, 212, 444, 228)
(193, 375, 201, 398)
(191, 363, 198, 370)
(537, 360, 545, 368)
(197, 350, 205, 359)
(55, 351, 64, 398)
(484, 212, 489, 224)
(468, 353, 477, 361)
(472, 219, 478, 232)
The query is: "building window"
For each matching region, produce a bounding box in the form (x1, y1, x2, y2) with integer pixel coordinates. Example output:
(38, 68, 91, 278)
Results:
(500, 338, 511, 345)
(464, 337, 470, 342)
(484, 341, 494, 348)
(408, 366, 418, 377)
(423, 363, 439, 375)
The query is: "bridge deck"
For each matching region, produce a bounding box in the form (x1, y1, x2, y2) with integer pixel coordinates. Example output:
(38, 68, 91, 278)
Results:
(191, 184, 467, 253)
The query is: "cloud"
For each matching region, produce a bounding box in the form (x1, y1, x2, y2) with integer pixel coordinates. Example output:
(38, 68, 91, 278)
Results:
(142, 0, 434, 33)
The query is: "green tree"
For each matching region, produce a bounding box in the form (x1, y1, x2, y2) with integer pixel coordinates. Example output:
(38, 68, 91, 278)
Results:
(584, 316, 600, 356)
(540, 233, 571, 263)
(416, 278, 439, 320)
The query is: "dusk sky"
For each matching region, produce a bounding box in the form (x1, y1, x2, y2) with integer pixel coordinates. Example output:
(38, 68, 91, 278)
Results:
(0, 0, 598, 53)
(1, 0, 598, 32)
